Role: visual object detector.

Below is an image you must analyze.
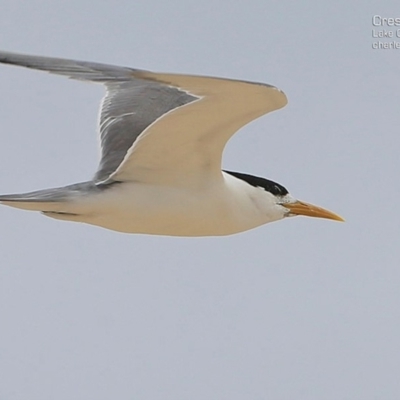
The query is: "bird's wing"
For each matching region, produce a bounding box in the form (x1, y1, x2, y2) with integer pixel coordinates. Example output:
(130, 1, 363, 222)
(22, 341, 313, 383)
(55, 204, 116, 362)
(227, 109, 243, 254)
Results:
(0, 51, 287, 185)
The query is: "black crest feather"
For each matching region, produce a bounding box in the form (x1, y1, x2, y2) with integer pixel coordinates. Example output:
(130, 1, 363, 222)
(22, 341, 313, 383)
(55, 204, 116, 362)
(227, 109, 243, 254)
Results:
(224, 170, 288, 196)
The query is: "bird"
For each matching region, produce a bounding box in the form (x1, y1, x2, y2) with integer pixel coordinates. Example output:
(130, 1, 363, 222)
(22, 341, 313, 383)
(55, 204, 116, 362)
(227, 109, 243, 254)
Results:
(0, 51, 343, 237)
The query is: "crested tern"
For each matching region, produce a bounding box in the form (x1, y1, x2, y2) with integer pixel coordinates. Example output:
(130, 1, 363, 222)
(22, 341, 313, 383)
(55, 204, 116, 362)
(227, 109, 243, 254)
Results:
(0, 51, 343, 236)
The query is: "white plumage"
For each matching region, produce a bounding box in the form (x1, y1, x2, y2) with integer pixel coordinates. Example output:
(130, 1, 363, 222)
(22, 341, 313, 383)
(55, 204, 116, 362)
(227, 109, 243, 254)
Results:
(0, 51, 343, 236)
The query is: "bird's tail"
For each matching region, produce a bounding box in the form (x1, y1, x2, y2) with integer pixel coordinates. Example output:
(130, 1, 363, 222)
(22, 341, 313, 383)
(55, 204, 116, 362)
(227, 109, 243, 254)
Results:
(0, 181, 97, 213)
(0, 190, 66, 212)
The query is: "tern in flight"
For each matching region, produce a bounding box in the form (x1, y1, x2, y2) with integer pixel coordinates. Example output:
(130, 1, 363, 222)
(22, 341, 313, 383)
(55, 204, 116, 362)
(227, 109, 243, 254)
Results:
(0, 51, 343, 236)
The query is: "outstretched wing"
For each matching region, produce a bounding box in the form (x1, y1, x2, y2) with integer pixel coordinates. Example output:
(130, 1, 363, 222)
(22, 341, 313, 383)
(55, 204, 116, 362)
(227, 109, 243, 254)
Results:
(0, 51, 287, 186)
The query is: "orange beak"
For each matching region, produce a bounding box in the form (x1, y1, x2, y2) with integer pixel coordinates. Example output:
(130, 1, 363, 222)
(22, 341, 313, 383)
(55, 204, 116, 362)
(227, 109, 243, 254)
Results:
(284, 200, 345, 222)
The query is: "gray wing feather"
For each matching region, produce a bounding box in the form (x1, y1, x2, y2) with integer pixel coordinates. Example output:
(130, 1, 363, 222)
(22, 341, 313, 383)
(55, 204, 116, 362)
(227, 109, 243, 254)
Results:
(0, 51, 287, 187)
(0, 51, 197, 183)
(95, 81, 196, 182)
(0, 51, 139, 82)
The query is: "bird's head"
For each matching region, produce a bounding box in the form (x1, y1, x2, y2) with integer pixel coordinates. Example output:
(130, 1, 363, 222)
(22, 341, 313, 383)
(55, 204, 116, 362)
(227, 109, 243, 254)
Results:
(224, 170, 344, 223)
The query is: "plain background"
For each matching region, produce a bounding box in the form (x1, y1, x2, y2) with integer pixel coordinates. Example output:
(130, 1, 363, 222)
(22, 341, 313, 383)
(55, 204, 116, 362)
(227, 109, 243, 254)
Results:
(0, 1, 399, 399)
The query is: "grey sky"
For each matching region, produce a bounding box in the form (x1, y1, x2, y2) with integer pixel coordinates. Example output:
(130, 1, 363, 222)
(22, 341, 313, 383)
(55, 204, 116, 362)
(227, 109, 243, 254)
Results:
(0, 1, 399, 399)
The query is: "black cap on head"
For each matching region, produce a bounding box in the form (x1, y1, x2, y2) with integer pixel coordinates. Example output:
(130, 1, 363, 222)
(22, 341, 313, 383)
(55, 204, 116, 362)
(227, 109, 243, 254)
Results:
(224, 170, 288, 196)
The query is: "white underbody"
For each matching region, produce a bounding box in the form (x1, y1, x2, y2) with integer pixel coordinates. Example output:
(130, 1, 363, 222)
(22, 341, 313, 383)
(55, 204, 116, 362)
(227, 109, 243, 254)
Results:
(3, 173, 288, 236)
(83, 174, 286, 236)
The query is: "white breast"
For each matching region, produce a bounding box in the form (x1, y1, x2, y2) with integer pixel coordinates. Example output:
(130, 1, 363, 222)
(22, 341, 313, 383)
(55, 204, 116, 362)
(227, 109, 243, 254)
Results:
(78, 173, 285, 236)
